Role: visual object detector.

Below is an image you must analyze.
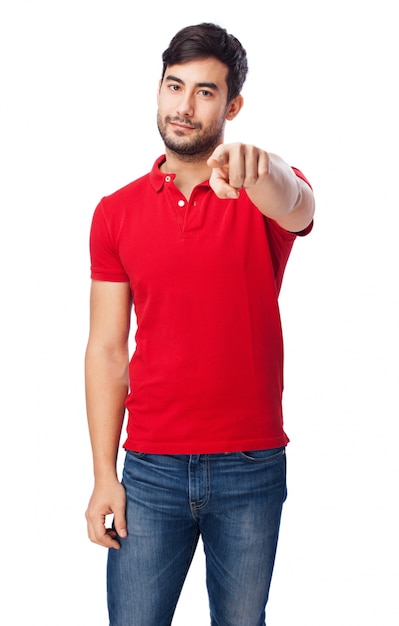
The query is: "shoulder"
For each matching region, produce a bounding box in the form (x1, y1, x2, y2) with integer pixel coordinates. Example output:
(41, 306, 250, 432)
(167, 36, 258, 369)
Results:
(102, 172, 151, 208)
(100, 155, 165, 213)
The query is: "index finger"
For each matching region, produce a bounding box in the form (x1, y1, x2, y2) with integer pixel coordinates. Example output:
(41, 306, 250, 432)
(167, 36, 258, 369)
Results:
(207, 145, 230, 169)
(87, 514, 121, 550)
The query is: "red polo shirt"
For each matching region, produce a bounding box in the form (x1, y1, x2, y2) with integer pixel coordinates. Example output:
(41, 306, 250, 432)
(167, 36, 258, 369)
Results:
(90, 155, 312, 453)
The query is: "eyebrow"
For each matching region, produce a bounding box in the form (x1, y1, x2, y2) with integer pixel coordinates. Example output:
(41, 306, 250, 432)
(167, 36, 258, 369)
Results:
(165, 74, 219, 91)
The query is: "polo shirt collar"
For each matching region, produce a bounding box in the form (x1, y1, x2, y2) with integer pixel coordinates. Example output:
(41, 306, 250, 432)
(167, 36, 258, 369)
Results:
(149, 155, 210, 192)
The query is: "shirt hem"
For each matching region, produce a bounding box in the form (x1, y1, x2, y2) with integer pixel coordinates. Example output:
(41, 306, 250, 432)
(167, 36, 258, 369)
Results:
(123, 434, 289, 455)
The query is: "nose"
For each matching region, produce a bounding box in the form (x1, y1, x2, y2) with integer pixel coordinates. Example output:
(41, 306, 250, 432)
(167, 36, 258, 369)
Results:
(176, 93, 194, 118)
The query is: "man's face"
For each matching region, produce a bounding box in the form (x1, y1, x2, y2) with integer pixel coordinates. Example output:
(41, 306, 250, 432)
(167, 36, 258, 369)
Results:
(157, 57, 233, 160)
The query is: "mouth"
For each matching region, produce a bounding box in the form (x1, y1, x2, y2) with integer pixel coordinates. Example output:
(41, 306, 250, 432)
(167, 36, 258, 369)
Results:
(169, 122, 196, 134)
(167, 117, 200, 133)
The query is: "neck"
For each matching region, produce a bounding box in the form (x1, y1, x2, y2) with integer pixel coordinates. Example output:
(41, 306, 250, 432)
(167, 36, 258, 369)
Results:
(160, 148, 212, 198)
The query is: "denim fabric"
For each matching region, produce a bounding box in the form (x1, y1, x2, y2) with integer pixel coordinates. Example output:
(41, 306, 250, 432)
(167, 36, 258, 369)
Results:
(107, 447, 287, 626)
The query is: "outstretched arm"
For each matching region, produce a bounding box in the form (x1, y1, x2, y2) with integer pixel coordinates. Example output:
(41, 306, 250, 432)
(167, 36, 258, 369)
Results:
(207, 143, 315, 233)
(84, 280, 132, 549)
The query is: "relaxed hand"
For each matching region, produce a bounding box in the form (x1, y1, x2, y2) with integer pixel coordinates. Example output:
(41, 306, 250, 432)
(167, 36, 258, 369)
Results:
(85, 479, 127, 549)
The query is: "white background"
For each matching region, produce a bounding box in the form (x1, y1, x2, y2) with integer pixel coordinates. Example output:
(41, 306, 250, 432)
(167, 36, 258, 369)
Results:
(1, 0, 398, 624)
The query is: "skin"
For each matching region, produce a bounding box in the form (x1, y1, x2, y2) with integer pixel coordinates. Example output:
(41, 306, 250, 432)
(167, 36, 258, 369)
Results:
(85, 56, 315, 548)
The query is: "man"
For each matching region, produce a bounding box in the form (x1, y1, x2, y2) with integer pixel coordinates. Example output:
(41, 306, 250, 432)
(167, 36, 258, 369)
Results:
(85, 22, 315, 626)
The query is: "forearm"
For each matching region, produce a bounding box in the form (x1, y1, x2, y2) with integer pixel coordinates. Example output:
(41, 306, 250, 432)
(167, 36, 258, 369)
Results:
(208, 144, 315, 233)
(85, 344, 129, 482)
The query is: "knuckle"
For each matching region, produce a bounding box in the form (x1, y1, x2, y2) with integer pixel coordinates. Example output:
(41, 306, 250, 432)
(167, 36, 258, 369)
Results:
(244, 174, 258, 187)
(230, 175, 243, 188)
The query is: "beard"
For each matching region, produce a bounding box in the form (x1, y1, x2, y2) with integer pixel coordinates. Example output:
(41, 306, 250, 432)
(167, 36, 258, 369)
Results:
(157, 112, 226, 161)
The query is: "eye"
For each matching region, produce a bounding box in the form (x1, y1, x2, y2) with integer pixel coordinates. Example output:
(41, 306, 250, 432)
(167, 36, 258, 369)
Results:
(168, 84, 181, 92)
(198, 89, 212, 97)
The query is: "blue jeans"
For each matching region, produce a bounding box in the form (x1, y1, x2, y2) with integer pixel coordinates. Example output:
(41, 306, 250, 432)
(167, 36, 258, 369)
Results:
(107, 447, 287, 626)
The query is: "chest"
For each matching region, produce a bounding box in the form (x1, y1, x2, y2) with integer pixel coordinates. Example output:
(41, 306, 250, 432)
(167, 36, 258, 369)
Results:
(118, 189, 271, 292)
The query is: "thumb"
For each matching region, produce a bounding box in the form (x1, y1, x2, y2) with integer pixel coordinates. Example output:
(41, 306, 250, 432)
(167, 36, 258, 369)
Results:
(113, 502, 127, 539)
(209, 167, 240, 200)
(208, 149, 238, 199)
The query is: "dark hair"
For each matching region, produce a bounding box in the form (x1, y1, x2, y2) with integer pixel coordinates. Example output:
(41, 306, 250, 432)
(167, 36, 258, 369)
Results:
(161, 23, 248, 102)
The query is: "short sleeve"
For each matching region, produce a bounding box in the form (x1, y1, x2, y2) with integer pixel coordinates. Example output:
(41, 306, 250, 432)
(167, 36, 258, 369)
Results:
(291, 166, 314, 237)
(89, 200, 129, 282)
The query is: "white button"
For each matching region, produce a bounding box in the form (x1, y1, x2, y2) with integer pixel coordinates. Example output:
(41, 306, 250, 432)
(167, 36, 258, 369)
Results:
(165, 175, 171, 182)
(178, 200, 185, 207)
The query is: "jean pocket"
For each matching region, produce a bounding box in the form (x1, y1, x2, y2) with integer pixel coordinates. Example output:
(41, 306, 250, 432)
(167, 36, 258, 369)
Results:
(239, 447, 285, 463)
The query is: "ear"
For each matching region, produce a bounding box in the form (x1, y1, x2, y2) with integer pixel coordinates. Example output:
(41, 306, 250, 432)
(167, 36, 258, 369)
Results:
(225, 95, 244, 121)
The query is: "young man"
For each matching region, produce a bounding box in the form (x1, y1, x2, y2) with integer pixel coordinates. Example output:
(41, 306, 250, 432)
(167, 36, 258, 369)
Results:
(85, 23, 315, 626)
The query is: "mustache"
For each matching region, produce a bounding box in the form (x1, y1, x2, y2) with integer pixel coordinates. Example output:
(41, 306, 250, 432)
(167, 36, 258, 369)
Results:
(165, 115, 202, 130)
